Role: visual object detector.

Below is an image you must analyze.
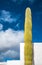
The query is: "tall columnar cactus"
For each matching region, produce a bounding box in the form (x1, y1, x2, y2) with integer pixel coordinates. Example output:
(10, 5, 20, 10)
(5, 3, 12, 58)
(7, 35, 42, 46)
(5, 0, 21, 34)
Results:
(24, 8, 33, 65)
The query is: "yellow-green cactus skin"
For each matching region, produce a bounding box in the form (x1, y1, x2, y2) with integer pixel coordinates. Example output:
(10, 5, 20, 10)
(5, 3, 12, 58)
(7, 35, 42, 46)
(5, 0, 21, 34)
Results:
(24, 8, 33, 65)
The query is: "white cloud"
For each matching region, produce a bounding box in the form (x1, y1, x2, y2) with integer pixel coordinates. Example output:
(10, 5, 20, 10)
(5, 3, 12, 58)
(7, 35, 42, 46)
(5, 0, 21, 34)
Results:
(0, 49, 20, 61)
(0, 10, 20, 23)
(4, 50, 19, 58)
(0, 55, 4, 61)
(0, 28, 24, 61)
(0, 29, 24, 49)
(0, 50, 19, 60)
(0, 10, 14, 22)
(15, 23, 20, 29)
(0, 24, 3, 30)
(0, 10, 23, 61)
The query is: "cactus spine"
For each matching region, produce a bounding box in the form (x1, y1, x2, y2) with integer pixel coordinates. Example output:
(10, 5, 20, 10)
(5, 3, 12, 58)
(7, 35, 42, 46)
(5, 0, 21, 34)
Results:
(24, 8, 33, 65)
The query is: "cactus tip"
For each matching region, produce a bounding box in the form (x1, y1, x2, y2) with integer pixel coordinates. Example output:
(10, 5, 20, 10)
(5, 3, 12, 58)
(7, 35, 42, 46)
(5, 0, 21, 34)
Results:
(26, 7, 31, 15)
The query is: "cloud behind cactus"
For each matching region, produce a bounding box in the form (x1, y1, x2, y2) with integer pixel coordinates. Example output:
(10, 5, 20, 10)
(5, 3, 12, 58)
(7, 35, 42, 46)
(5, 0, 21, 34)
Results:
(0, 28, 24, 61)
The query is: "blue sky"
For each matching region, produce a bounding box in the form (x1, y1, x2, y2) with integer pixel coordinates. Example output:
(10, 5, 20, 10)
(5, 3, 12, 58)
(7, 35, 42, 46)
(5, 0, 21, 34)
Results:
(0, 0, 42, 62)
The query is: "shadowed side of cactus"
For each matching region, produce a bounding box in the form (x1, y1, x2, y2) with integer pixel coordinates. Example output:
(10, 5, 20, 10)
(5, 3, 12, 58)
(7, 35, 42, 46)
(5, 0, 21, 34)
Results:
(24, 8, 33, 65)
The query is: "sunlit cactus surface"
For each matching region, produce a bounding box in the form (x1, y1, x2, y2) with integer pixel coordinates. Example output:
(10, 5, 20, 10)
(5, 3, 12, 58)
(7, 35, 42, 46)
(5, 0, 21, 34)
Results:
(24, 8, 33, 65)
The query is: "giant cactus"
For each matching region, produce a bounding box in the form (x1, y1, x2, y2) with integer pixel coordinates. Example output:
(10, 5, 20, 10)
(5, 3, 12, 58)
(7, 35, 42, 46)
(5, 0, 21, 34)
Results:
(24, 8, 33, 65)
